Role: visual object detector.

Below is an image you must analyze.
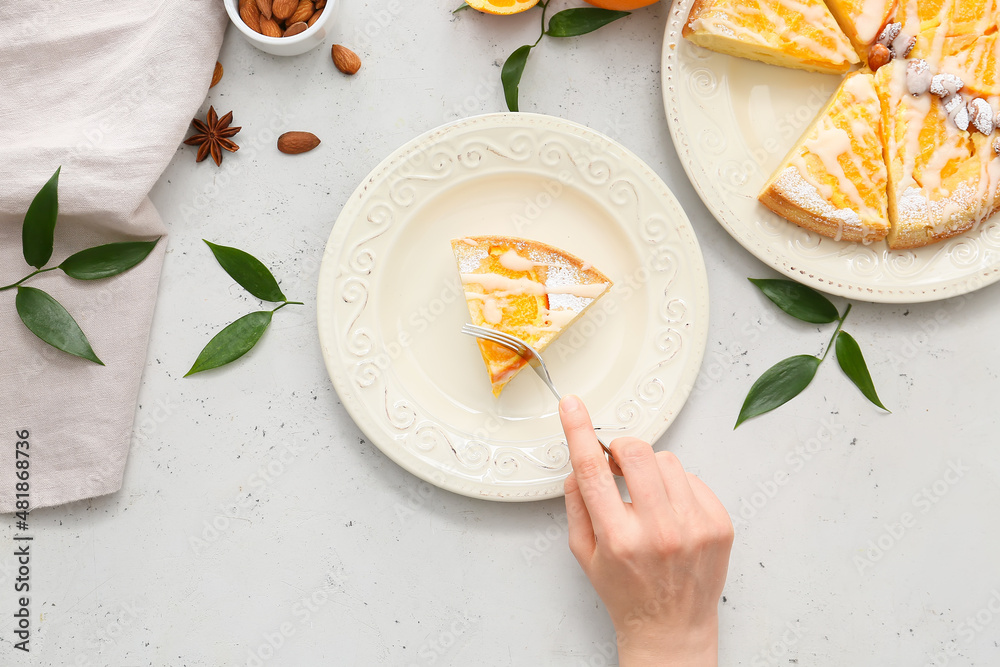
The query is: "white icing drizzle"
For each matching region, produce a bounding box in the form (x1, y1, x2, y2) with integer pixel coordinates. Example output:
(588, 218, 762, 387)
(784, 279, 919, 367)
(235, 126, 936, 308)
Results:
(461, 273, 608, 300)
(497, 249, 543, 272)
(855, 0, 888, 44)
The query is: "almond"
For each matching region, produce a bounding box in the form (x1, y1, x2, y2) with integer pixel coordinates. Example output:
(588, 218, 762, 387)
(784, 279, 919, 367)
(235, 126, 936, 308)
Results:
(239, 0, 261, 33)
(210, 61, 223, 88)
(272, 0, 297, 20)
(259, 16, 283, 38)
(288, 0, 314, 25)
(277, 131, 321, 154)
(307, 8, 323, 26)
(256, 0, 272, 19)
(283, 21, 308, 37)
(332, 45, 361, 75)
(867, 43, 891, 71)
(315, 0, 326, 8)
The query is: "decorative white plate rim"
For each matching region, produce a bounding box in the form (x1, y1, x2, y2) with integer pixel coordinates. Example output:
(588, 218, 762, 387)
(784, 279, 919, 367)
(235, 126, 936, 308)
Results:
(661, 0, 1000, 303)
(316, 112, 710, 502)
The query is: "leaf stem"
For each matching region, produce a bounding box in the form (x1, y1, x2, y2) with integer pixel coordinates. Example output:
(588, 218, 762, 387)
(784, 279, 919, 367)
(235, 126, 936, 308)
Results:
(821, 303, 852, 362)
(0, 267, 58, 292)
(535, 0, 549, 45)
(272, 300, 304, 313)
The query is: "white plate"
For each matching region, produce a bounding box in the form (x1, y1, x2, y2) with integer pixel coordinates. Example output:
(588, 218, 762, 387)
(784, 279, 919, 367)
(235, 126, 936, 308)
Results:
(662, 0, 1000, 303)
(317, 113, 709, 501)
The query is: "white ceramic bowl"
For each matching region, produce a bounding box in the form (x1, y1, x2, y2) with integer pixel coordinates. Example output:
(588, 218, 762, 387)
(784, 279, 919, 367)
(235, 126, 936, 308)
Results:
(223, 0, 336, 56)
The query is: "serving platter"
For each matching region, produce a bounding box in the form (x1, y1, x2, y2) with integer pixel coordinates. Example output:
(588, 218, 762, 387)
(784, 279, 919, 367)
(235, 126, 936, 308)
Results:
(662, 0, 1000, 302)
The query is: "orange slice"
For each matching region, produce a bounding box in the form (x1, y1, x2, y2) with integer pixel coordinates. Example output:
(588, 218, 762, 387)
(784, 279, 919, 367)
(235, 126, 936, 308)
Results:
(465, 0, 540, 15)
(452, 236, 612, 396)
(875, 59, 1000, 249)
(682, 0, 860, 74)
(759, 71, 889, 243)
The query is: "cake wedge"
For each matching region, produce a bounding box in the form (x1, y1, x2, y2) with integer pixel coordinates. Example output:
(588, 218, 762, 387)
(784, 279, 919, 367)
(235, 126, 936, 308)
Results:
(683, 0, 860, 74)
(759, 70, 890, 244)
(876, 59, 1000, 249)
(452, 236, 612, 396)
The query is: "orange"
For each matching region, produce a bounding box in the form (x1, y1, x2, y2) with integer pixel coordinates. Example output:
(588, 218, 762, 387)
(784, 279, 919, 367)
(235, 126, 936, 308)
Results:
(465, 0, 539, 15)
(582, 0, 659, 8)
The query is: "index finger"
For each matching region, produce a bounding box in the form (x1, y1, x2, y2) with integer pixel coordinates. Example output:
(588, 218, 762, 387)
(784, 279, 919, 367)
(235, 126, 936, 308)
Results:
(559, 395, 627, 532)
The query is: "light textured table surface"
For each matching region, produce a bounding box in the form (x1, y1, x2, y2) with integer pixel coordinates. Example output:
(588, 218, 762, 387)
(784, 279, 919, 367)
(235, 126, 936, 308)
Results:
(7, 1, 1000, 665)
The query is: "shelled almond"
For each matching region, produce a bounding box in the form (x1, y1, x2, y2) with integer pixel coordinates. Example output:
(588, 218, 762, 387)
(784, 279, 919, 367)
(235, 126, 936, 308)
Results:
(238, 0, 319, 37)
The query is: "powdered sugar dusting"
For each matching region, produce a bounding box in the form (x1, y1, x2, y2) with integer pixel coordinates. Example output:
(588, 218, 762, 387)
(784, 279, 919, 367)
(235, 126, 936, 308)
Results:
(773, 166, 864, 241)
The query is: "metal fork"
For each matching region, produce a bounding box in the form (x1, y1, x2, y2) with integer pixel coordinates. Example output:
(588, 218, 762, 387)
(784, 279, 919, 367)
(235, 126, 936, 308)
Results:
(461, 323, 618, 466)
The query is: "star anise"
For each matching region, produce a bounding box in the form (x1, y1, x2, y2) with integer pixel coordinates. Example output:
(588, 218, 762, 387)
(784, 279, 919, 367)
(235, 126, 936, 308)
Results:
(184, 106, 241, 166)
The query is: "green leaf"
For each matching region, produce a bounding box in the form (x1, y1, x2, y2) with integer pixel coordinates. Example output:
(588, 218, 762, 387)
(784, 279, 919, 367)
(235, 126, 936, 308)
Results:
(204, 240, 286, 302)
(836, 331, 889, 411)
(15, 286, 103, 365)
(22, 166, 61, 269)
(749, 278, 839, 324)
(735, 354, 821, 428)
(501, 44, 533, 113)
(59, 239, 160, 280)
(453, 2, 469, 12)
(546, 8, 630, 37)
(185, 310, 273, 376)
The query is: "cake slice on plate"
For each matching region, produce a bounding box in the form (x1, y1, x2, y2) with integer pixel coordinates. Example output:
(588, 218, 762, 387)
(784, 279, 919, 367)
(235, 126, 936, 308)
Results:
(824, 0, 897, 56)
(682, 0, 860, 74)
(759, 70, 890, 243)
(876, 59, 1000, 249)
(452, 236, 612, 396)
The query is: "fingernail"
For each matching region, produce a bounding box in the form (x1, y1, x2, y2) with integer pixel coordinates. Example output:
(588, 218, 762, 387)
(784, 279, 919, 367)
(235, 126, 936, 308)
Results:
(561, 395, 581, 413)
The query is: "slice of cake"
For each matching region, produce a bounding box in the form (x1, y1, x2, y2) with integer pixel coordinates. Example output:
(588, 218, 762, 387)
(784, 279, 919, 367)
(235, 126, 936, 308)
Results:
(759, 70, 890, 243)
(682, 0, 860, 74)
(452, 236, 612, 396)
(825, 0, 897, 56)
(905, 0, 1000, 96)
(876, 59, 1000, 249)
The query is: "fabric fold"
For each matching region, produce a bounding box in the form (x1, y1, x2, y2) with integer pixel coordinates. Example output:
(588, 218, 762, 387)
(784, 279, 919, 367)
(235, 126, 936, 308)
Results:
(0, 0, 229, 511)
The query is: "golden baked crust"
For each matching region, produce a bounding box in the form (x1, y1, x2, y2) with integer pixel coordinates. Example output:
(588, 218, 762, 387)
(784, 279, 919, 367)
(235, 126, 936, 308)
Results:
(759, 71, 890, 244)
(452, 236, 612, 396)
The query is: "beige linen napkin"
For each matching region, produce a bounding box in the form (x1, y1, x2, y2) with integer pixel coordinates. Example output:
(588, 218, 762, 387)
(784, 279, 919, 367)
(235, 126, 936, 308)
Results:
(0, 1, 228, 511)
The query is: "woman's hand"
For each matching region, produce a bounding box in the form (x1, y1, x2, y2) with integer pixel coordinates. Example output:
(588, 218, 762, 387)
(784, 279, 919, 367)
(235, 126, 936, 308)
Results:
(560, 395, 734, 667)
